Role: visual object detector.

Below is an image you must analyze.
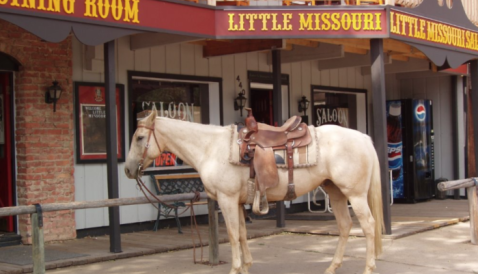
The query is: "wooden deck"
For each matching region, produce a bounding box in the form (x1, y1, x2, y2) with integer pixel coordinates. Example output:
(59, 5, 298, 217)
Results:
(0, 199, 470, 273)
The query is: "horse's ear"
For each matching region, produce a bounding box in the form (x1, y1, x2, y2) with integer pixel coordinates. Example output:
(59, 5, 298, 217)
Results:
(146, 108, 157, 124)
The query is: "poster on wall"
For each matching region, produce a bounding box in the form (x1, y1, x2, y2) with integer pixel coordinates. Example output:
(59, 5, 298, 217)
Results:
(74, 82, 125, 164)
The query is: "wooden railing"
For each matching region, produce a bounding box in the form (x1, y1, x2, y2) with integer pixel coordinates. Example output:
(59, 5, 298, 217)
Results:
(438, 177, 478, 244)
(0, 192, 218, 274)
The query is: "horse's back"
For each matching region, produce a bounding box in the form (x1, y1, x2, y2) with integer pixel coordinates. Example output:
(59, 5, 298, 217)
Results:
(315, 125, 374, 149)
(315, 125, 377, 185)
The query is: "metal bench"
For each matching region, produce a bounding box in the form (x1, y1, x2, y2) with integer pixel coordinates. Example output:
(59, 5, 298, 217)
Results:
(151, 174, 208, 234)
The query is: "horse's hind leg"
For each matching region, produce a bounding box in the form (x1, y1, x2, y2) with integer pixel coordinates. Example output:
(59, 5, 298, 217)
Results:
(238, 205, 253, 273)
(348, 196, 376, 274)
(322, 182, 353, 274)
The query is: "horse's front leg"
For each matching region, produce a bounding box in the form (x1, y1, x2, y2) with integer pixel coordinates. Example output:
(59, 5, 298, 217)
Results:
(217, 193, 243, 274)
(239, 205, 253, 273)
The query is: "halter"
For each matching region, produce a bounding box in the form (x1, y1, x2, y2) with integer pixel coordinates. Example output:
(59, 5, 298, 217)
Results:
(136, 119, 162, 176)
(134, 119, 166, 210)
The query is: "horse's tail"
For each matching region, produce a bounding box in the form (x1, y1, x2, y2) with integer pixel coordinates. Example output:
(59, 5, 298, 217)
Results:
(368, 150, 384, 258)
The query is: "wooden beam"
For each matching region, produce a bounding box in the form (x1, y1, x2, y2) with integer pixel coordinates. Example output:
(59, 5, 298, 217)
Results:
(344, 45, 368, 55)
(130, 33, 200, 50)
(312, 38, 428, 60)
(267, 43, 343, 65)
(361, 58, 430, 75)
(390, 55, 410, 62)
(318, 52, 391, 71)
(310, 38, 371, 50)
(286, 39, 319, 47)
(203, 39, 284, 58)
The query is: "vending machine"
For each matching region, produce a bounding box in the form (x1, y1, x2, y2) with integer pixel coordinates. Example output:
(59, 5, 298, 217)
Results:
(386, 99, 435, 203)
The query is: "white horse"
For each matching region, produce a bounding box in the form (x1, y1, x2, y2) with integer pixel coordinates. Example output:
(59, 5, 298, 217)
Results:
(124, 110, 384, 274)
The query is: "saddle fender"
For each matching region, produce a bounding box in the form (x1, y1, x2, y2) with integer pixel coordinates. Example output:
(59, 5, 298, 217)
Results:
(253, 146, 280, 192)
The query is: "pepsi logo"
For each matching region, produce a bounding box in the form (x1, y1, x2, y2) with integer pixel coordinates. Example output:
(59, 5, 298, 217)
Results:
(415, 104, 426, 122)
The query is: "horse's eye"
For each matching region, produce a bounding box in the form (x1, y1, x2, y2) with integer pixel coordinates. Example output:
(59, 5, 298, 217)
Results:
(137, 136, 144, 142)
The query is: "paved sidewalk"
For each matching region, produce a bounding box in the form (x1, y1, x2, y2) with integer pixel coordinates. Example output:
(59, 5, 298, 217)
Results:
(0, 199, 472, 273)
(46, 221, 478, 274)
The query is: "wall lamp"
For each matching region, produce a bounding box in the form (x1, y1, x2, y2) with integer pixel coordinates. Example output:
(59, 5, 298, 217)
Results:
(298, 96, 310, 116)
(234, 76, 247, 116)
(45, 81, 62, 112)
(234, 90, 247, 117)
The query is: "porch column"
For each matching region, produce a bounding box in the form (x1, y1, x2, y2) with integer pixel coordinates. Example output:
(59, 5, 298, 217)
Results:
(272, 48, 286, 228)
(370, 39, 392, 235)
(104, 40, 122, 253)
(469, 61, 478, 182)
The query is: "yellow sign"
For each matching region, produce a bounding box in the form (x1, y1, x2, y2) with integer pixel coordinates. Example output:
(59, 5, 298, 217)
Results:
(390, 11, 478, 52)
(0, 0, 140, 23)
(226, 11, 385, 33)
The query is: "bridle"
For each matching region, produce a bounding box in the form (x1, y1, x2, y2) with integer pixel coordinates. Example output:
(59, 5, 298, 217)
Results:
(134, 119, 166, 210)
(133, 119, 201, 209)
(136, 119, 162, 177)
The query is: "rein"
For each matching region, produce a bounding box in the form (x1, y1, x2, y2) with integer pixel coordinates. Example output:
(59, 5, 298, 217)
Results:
(134, 119, 204, 263)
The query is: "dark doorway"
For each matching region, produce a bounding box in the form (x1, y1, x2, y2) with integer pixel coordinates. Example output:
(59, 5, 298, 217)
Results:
(250, 88, 274, 125)
(0, 72, 14, 233)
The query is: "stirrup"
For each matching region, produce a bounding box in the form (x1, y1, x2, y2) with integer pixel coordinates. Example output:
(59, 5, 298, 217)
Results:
(252, 190, 269, 215)
(245, 178, 256, 205)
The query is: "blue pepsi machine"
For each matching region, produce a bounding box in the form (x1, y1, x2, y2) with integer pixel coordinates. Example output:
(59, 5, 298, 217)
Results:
(386, 99, 435, 203)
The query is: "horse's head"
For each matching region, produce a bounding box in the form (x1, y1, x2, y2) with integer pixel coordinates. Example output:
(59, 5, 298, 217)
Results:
(124, 109, 162, 179)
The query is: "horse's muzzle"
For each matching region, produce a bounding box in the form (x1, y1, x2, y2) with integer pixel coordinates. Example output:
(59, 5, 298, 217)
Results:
(124, 166, 135, 179)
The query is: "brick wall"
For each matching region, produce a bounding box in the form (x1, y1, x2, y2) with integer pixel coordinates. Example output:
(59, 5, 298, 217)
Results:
(0, 20, 75, 243)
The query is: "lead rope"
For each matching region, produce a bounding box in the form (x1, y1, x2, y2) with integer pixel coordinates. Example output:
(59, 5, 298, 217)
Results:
(189, 191, 204, 264)
(135, 121, 204, 264)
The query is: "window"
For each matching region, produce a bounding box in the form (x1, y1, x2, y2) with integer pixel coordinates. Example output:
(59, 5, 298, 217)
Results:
(128, 72, 222, 174)
(311, 86, 367, 133)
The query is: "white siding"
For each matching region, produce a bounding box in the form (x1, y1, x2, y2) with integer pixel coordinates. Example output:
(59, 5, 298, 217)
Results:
(396, 74, 455, 183)
(73, 35, 457, 228)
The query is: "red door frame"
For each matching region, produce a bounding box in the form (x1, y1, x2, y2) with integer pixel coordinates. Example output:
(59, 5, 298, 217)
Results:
(0, 72, 15, 232)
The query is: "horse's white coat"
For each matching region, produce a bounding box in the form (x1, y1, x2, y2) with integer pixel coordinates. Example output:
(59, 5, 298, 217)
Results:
(125, 111, 384, 274)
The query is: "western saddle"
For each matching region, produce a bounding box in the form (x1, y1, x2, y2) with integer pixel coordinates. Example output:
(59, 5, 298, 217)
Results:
(238, 108, 312, 215)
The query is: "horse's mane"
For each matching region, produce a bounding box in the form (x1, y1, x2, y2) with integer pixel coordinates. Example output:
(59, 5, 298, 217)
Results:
(151, 116, 233, 134)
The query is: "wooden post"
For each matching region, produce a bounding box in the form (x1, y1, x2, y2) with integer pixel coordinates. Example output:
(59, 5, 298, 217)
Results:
(272, 48, 286, 228)
(207, 198, 219, 265)
(467, 186, 478, 244)
(370, 38, 392, 235)
(104, 40, 122, 253)
(31, 213, 45, 274)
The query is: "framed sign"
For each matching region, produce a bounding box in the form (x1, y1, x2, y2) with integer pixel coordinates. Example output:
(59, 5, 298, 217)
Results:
(311, 85, 368, 133)
(75, 82, 125, 164)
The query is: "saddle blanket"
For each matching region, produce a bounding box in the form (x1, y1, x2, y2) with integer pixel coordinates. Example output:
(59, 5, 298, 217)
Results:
(228, 124, 319, 169)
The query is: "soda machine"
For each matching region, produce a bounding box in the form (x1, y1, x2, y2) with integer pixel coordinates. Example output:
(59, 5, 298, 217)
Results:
(386, 99, 435, 203)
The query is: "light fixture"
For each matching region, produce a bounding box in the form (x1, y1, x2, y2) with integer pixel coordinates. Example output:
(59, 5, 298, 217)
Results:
(234, 90, 247, 117)
(45, 81, 62, 112)
(298, 96, 309, 116)
(234, 76, 247, 117)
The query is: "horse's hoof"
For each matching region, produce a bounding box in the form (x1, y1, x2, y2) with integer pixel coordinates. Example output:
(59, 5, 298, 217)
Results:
(324, 269, 335, 274)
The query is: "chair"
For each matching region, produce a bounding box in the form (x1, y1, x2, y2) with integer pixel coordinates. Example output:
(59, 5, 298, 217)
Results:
(151, 176, 186, 233)
(151, 174, 206, 234)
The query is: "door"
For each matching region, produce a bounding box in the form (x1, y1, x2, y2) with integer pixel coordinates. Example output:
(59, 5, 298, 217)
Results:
(250, 88, 273, 125)
(0, 72, 13, 232)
